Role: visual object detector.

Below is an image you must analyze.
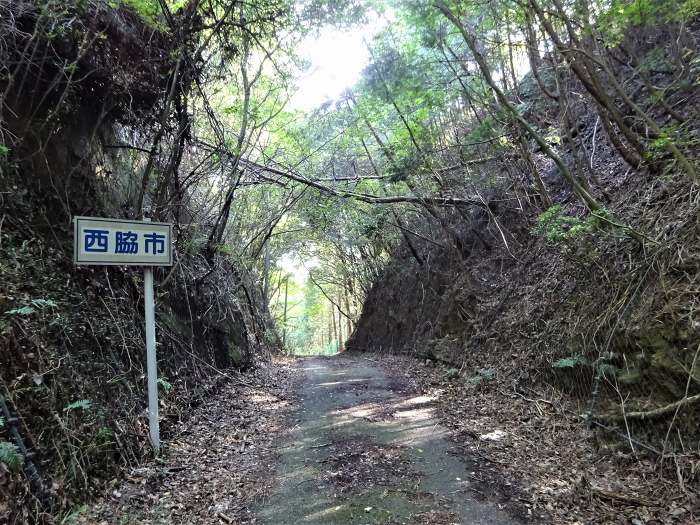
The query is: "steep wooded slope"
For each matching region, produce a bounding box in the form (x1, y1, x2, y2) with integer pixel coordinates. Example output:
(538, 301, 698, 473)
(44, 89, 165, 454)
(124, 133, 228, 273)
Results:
(0, 2, 278, 521)
(347, 13, 700, 521)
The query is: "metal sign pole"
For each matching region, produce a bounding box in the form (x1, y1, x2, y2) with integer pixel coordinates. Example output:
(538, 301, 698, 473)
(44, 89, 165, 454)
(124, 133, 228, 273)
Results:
(143, 219, 160, 454)
(144, 265, 160, 453)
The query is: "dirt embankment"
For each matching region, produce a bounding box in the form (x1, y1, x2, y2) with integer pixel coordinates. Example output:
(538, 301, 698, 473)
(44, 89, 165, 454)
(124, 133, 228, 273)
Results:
(0, 4, 277, 521)
(376, 354, 698, 524)
(347, 112, 700, 523)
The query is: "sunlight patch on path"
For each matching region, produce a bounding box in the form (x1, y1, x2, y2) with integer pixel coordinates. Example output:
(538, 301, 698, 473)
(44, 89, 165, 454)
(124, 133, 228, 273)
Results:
(254, 355, 517, 524)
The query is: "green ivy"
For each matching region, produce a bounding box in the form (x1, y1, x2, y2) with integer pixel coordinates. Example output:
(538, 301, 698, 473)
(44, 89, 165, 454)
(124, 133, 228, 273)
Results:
(5, 298, 59, 316)
(108, 0, 186, 29)
(0, 441, 23, 472)
(5, 306, 36, 316)
(543, 127, 562, 146)
(599, 0, 700, 47)
(533, 205, 603, 246)
(553, 355, 589, 369)
(157, 377, 173, 392)
(64, 399, 92, 412)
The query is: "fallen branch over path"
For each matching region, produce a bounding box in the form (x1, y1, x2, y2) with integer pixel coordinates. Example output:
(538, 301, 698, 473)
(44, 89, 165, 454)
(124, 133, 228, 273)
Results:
(585, 481, 658, 507)
(606, 393, 700, 422)
(188, 141, 486, 208)
(241, 158, 484, 207)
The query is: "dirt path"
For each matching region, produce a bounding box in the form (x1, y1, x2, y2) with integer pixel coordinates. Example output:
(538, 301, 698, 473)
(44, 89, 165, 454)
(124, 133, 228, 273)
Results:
(255, 355, 516, 524)
(80, 355, 520, 524)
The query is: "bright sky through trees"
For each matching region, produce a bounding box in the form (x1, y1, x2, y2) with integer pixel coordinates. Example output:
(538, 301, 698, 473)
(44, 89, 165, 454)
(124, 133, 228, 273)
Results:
(290, 11, 391, 110)
(278, 9, 391, 345)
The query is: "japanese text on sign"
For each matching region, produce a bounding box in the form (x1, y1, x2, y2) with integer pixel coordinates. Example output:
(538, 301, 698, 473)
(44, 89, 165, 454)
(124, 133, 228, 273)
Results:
(74, 217, 172, 266)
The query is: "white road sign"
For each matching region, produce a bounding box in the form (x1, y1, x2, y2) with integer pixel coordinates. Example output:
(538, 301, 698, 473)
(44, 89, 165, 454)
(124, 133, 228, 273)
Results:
(73, 215, 174, 454)
(74, 216, 173, 266)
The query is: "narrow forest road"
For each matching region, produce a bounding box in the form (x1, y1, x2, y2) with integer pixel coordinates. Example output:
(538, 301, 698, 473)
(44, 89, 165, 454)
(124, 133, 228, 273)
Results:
(82, 355, 521, 524)
(255, 355, 516, 524)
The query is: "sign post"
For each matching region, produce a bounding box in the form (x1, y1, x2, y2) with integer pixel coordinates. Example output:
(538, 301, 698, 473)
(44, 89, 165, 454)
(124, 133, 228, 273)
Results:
(74, 216, 173, 454)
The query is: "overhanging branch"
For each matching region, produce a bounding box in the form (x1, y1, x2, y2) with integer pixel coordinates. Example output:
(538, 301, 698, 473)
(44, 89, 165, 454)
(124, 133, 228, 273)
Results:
(237, 158, 484, 208)
(192, 138, 484, 208)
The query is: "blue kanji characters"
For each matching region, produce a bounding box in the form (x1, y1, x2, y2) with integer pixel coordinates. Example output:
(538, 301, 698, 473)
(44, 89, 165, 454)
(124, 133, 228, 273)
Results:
(115, 231, 138, 254)
(84, 229, 109, 252)
(144, 232, 166, 254)
(84, 227, 166, 256)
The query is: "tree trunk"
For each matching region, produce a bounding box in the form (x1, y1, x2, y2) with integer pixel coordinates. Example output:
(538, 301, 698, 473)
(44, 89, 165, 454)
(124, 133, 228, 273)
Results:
(331, 304, 338, 353)
(282, 276, 288, 349)
(435, 2, 602, 213)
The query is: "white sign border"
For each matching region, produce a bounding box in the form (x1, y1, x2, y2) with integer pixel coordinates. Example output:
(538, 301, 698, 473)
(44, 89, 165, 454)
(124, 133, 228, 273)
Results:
(73, 216, 174, 267)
